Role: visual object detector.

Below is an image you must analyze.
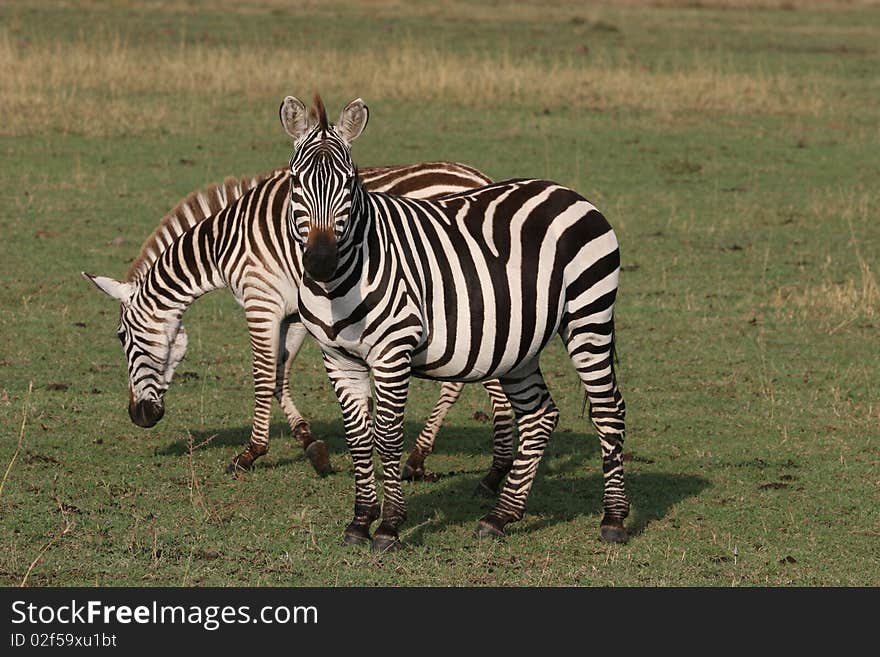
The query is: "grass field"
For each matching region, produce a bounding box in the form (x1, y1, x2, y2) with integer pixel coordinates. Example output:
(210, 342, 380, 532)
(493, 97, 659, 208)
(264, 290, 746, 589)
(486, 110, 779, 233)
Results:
(1, 0, 878, 586)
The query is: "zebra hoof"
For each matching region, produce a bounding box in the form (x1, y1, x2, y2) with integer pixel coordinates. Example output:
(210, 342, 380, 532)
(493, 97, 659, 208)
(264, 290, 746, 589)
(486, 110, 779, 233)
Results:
(371, 533, 403, 553)
(342, 526, 371, 547)
(476, 462, 511, 497)
(475, 480, 498, 498)
(401, 461, 423, 481)
(226, 453, 255, 473)
(600, 521, 628, 544)
(305, 440, 332, 476)
(401, 451, 427, 481)
(474, 519, 505, 540)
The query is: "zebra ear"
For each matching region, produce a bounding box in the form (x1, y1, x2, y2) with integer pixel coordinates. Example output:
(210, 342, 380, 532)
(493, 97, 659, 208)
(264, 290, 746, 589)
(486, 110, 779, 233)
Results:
(337, 98, 369, 143)
(82, 272, 134, 303)
(279, 96, 311, 142)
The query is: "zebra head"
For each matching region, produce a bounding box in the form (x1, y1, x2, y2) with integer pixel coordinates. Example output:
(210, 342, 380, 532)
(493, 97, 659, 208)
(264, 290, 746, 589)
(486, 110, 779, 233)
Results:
(82, 272, 188, 428)
(279, 94, 369, 282)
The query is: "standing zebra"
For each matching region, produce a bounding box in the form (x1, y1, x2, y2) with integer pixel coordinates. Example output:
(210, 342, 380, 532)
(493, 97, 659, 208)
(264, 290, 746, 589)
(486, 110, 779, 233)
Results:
(83, 161, 517, 483)
(280, 95, 628, 549)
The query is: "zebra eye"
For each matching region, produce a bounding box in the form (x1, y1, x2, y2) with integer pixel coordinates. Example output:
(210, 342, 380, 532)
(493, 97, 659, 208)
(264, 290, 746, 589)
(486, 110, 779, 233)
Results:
(116, 329, 125, 344)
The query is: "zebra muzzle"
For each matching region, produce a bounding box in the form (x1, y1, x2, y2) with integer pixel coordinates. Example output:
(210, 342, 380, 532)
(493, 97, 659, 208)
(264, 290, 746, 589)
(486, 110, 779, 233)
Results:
(129, 399, 165, 428)
(303, 229, 338, 282)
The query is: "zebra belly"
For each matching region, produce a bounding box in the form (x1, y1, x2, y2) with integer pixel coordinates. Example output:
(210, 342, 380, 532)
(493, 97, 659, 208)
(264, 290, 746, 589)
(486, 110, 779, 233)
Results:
(409, 281, 565, 382)
(410, 329, 558, 382)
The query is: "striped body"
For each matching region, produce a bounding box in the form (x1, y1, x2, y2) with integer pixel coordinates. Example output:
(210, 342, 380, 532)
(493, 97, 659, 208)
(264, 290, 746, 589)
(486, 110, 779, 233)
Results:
(86, 161, 515, 476)
(298, 182, 620, 381)
(281, 96, 628, 548)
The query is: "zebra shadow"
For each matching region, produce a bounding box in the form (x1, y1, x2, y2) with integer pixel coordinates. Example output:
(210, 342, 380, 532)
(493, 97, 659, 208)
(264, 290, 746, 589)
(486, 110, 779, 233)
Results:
(155, 417, 605, 482)
(152, 417, 504, 459)
(400, 463, 709, 545)
(404, 427, 711, 545)
(154, 420, 706, 540)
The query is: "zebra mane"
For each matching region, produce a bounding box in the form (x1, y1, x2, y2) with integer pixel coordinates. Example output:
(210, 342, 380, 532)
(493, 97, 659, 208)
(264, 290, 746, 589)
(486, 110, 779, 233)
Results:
(310, 93, 329, 131)
(125, 168, 284, 282)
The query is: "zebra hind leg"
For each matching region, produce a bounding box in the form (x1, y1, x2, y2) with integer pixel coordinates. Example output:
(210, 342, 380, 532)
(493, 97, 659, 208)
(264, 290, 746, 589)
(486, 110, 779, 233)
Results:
(476, 379, 516, 497)
(561, 313, 629, 543)
(475, 363, 559, 538)
(402, 379, 516, 493)
(402, 381, 464, 481)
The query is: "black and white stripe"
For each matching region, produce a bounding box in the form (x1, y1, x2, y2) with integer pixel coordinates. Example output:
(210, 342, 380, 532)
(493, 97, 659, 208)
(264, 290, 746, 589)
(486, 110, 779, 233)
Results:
(281, 95, 628, 549)
(84, 160, 516, 476)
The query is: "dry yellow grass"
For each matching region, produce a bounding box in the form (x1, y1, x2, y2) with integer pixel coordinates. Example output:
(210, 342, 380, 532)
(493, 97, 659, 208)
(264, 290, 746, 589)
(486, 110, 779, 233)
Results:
(0, 27, 832, 137)
(773, 190, 879, 331)
(22, 0, 878, 16)
(775, 259, 880, 331)
(615, 0, 880, 8)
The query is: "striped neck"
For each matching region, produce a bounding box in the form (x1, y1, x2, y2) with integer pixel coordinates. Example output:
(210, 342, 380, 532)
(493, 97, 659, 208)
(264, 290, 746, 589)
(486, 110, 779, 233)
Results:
(136, 218, 225, 317)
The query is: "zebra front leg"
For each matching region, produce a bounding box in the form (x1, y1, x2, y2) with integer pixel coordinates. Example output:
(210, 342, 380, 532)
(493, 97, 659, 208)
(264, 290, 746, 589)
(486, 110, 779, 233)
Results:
(402, 381, 464, 481)
(226, 308, 282, 472)
(370, 358, 413, 553)
(476, 364, 559, 538)
(276, 318, 330, 475)
(323, 351, 379, 546)
(228, 309, 283, 472)
(477, 379, 517, 496)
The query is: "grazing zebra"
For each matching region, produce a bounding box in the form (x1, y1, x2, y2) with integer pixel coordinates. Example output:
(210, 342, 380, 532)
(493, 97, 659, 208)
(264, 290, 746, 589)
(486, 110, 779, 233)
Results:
(280, 95, 628, 550)
(83, 161, 517, 480)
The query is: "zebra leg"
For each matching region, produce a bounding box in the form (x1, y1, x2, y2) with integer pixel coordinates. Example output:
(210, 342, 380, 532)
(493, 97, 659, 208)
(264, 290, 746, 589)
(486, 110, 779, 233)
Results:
(322, 351, 379, 546)
(475, 363, 559, 538)
(276, 319, 330, 475)
(561, 312, 628, 544)
(401, 382, 464, 481)
(477, 379, 517, 496)
(370, 361, 413, 553)
(228, 309, 284, 472)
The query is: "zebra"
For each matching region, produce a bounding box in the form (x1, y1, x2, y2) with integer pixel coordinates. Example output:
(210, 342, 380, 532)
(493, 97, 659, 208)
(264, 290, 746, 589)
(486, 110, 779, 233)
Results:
(83, 161, 517, 483)
(280, 95, 629, 550)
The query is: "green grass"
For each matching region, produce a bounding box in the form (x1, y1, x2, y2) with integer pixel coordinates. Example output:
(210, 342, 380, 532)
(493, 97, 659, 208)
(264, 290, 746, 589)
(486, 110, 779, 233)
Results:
(1, 1, 878, 586)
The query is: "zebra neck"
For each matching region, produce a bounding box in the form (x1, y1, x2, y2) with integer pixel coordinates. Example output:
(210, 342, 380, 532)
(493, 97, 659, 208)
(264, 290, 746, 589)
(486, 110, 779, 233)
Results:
(141, 219, 225, 314)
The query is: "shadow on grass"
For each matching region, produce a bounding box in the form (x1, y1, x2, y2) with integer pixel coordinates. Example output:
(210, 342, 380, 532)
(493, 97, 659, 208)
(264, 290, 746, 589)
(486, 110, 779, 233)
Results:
(157, 418, 582, 461)
(402, 468, 709, 545)
(154, 420, 706, 542)
(156, 419, 607, 480)
(398, 430, 707, 543)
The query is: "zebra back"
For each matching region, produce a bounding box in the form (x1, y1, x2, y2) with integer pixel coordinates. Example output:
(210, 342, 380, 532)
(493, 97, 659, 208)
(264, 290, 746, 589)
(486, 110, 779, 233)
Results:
(126, 170, 281, 282)
(360, 161, 491, 198)
(126, 162, 492, 283)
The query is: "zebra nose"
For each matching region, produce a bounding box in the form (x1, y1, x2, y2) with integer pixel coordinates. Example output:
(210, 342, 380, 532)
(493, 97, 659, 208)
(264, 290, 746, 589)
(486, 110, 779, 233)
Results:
(303, 230, 338, 282)
(129, 399, 165, 428)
